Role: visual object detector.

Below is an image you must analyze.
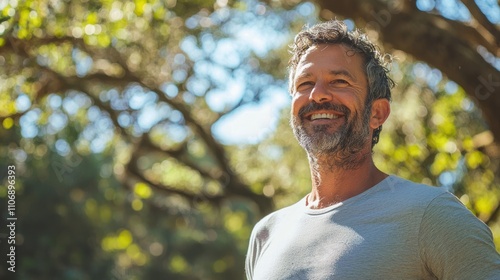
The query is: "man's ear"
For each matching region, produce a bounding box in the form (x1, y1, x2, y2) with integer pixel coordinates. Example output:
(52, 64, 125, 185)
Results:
(369, 98, 391, 129)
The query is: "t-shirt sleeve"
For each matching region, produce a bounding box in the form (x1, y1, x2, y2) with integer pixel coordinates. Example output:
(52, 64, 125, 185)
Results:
(245, 216, 272, 280)
(419, 192, 500, 279)
(245, 226, 258, 280)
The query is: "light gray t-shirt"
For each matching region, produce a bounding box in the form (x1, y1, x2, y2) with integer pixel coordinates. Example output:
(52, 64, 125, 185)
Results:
(246, 175, 500, 279)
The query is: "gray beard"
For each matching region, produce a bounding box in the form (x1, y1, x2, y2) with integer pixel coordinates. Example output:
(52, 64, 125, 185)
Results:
(290, 102, 372, 170)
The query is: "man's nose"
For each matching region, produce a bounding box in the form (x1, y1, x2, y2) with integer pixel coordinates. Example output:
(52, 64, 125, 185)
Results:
(309, 81, 333, 103)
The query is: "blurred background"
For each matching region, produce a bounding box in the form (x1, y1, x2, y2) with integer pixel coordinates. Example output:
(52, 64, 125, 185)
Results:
(0, 0, 499, 279)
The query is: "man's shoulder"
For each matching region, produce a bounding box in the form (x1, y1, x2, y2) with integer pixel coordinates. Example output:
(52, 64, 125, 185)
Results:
(371, 175, 458, 213)
(384, 175, 449, 200)
(250, 199, 303, 237)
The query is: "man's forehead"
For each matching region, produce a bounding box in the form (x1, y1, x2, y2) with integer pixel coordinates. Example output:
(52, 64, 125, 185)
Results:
(295, 44, 363, 73)
(297, 44, 361, 68)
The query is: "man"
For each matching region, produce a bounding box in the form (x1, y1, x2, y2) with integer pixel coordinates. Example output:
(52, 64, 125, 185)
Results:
(245, 20, 500, 279)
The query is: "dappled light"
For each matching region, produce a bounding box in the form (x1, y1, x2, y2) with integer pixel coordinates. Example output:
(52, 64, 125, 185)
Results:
(0, 0, 499, 279)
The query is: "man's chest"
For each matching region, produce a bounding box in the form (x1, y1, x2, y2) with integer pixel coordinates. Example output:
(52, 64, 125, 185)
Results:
(253, 217, 424, 280)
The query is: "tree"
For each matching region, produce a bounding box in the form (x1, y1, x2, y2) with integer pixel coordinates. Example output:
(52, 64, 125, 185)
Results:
(1, 0, 499, 279)
(0, 0, 311, 278)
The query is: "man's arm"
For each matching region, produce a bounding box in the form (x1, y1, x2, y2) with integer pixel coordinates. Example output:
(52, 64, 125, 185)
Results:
(419, 192, 500, 279)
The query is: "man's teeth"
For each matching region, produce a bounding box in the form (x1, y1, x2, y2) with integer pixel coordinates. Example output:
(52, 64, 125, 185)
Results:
(310, 113, 338, 120)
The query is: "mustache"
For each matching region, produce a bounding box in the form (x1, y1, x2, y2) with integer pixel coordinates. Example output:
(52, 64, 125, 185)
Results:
(298, 102, 350, 119)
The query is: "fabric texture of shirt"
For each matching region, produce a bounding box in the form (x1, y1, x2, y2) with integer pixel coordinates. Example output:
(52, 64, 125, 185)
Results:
(245, 175, 500, 279)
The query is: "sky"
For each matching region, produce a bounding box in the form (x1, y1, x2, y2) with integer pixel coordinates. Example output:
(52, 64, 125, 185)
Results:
(183, 1, 314, 145)
(204, 2, 314, 145)
(211, 88, 290, 145)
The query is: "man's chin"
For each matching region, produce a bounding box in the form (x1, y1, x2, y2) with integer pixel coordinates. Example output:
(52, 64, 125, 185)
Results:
(299, 137, 342, 154)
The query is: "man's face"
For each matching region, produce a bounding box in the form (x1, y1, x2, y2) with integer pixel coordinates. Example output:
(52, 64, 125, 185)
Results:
(290, 44, 372, 161)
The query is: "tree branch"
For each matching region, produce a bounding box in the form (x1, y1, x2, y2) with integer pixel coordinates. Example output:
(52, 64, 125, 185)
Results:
(125, 139, 227, 206)
(461, 0, 500, 53)
(1, 29, 274, 215)
(128, 133, 274, 214)
(139, 134, 221, 181)
(139, 82, 233, 174)
(0, 35, 85, 55)
(127, 159, 225, 206)
(33, 65, 132, 141)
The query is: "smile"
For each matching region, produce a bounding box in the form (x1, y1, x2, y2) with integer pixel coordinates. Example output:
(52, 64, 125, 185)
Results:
(310, 113, 341, 120)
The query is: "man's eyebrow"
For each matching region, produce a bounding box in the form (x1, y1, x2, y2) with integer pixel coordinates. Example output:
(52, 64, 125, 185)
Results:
(295, 72, 312, 81)
(295, 70, 357, 82)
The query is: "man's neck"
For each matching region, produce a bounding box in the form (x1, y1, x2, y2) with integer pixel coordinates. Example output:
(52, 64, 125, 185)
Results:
(305, 152, 388, 209)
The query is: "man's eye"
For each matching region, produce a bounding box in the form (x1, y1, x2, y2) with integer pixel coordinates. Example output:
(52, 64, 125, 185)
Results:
(333, 79, 348, 84)
(297, 81, 314, 89)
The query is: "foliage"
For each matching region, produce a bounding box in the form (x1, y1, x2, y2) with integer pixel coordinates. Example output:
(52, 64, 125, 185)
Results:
(373, 56, 500, 226)
(0, 0, 499, 279)
(0, 0, 313, 278)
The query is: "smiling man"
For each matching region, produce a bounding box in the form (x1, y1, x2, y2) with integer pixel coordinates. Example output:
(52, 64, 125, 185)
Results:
(245, 20, 500, 279)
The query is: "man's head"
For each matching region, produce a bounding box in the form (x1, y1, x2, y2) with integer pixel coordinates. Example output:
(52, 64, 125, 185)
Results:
(288, 20, 393, 168)
(289, 20, 393, 104)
